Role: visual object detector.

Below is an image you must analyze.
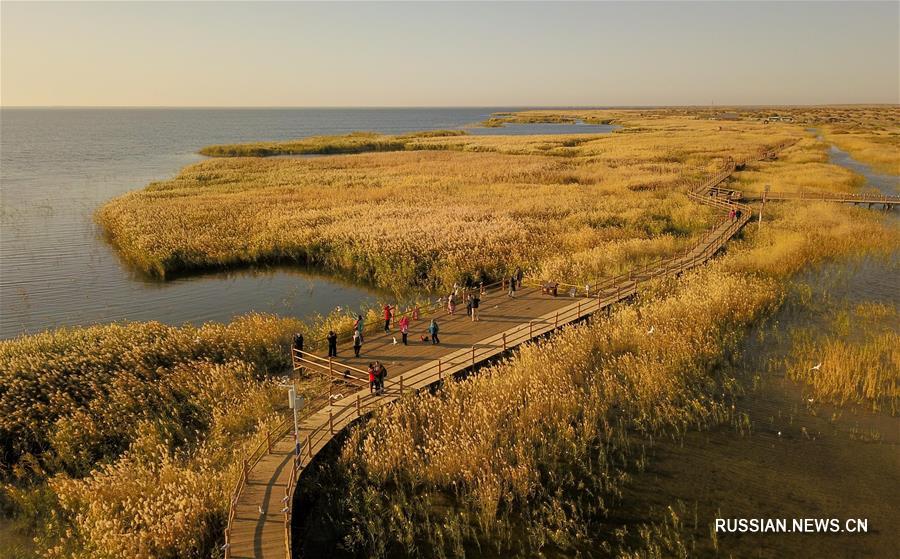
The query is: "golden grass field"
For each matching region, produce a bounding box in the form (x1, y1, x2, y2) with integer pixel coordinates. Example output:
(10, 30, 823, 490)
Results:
(2, 107, 898, 558)
(97, 112, 808, 290)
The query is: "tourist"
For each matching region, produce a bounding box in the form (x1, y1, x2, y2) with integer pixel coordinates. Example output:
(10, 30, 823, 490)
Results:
(479, 280, 485, 295)
(368, 362, 376, 394)
(515, 267, 523, 288)
(508, 275, 517, 298)
(429, 319, 440, 344)
(376, 362, 388, 394)
(354, 314, 364, 343)
(471, 292, 480, 322)
(412, 304, 420, 320)
(383, 304, 393, 333)
(729, 208, 736, 221)
(327, 330, 338, 358)
(399, 315, 410, 345)
(735, 209, 743, 220)
(353, 330, 362, 357)
(465, 293, 473, 317)
(291, 332, 304, 356)
(447, 292, 456, 315)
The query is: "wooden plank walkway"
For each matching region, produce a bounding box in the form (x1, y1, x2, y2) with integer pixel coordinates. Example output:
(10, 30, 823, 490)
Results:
(740, 191, 898, 207)
(224, 143, 795, 559)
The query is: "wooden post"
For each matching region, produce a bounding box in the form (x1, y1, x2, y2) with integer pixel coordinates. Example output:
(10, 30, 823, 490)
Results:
(399, 376, 404, 394)
(242, 458, 249, 481)
(329, 410, 334, 434)
(266, 431, 272, 454)
(529, 320, 533, 338)
(356, 393, 361, 415)
(555, 311, 559, 327)
(306, 434, 312, 458)
(502, 332, 507, 351)
(328, 356, 333, 378)
(577, 300, 582, 316)
(438, 359, 443, 380)
(472, 345, 476, 365)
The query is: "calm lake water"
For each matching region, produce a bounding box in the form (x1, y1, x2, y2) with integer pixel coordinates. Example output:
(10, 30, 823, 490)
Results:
(0, 108, 616, 339)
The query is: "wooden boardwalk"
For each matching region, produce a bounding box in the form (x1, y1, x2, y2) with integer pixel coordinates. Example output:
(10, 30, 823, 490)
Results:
(740, 190, 899, 208)
(224, 144, 795, 559)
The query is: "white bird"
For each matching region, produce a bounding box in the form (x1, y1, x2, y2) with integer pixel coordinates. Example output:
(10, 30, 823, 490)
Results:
(647, 326, 655, 335)
(257, 505, 264, 515)
(777, 431, 782, 437)
(810, 362, 822, 371)
(392, 337, 398, 345)
(281, 507, 290, 513)
(330, 393, 343, 401)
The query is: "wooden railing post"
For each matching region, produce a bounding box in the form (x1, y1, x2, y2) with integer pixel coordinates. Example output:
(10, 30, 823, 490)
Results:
(306, 434, 311, 458)
(472, 345, 476, 365)
(438, 359, 443, 380)
(356, 393, 361, 415)
(529, 320, 534, 338)
(577, 300, 582, 316)
(502, 332, 507, 351)
(399, 376, 404, 394)
(242, 458, 249, 481)
(329, 409, 334, 434)
(266, 431, 272, 454)
(555, 311, 559, 327)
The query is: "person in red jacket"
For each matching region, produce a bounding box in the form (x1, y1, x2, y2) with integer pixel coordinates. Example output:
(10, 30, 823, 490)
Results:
(383, 304, 393, 333)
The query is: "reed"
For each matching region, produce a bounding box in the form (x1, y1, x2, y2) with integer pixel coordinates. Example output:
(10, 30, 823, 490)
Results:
(319, 194, 897, 557)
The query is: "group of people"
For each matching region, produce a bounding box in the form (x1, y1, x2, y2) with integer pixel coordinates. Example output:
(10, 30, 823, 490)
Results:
(442, 283, 483, 322)
(507, 267, 524, 298)
(296, 269, 531, 394)
(728, 208, 743, 221)
(367, 361, 388, 394)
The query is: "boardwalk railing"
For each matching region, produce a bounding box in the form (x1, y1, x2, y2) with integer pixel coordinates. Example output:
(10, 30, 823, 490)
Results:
(225, 139, 804, 559)
(741, 190, 899, 205)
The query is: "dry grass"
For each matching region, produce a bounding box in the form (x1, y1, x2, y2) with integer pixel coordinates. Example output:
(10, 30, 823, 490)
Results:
(97, 113, 803, 290)
(7, 106, 898, 558)
(322, 192, 898, 557)
(784, 301, 899, 414)
(0, 314, 328, 559)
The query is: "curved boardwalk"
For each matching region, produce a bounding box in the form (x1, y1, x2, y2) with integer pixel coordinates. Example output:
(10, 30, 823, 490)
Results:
(225, 144, 806, 559)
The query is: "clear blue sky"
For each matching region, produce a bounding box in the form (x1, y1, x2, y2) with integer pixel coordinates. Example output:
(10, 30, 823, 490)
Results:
(2, 1, 897, 106)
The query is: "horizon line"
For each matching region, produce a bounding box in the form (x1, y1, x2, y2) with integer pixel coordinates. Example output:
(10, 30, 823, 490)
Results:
(2, 103, 899, 110)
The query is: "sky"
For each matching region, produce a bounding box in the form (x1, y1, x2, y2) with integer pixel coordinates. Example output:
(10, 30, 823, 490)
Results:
(1, 1, 898, 107)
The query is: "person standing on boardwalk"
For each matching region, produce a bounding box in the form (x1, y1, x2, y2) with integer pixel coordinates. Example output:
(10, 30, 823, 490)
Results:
(515, 267, 523, 288)
(383, 304, 393, 333)
(508, 274, 517, 298)
(354, 314, 364, 343)
(471, 292, 480, 322)
(447, 292, 456, 315)
(292, 332, 304, 356)
(368, 362, 376, 394)
(376, 362, 388, 395)
(353, 330, 362, 357)
(412, 304, 420, 320)
(429, 319, 440, 344)
(465, 292, 473, 317)
(729, 208, 736, 221)
(399, 315, 410, 345)
(327, 330, 338, 357)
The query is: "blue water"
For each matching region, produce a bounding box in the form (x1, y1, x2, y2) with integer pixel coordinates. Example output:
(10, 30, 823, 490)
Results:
(0, 108, 615, 339)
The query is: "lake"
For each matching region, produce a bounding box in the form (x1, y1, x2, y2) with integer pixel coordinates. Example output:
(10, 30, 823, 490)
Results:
(0, 108, 615, 339)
